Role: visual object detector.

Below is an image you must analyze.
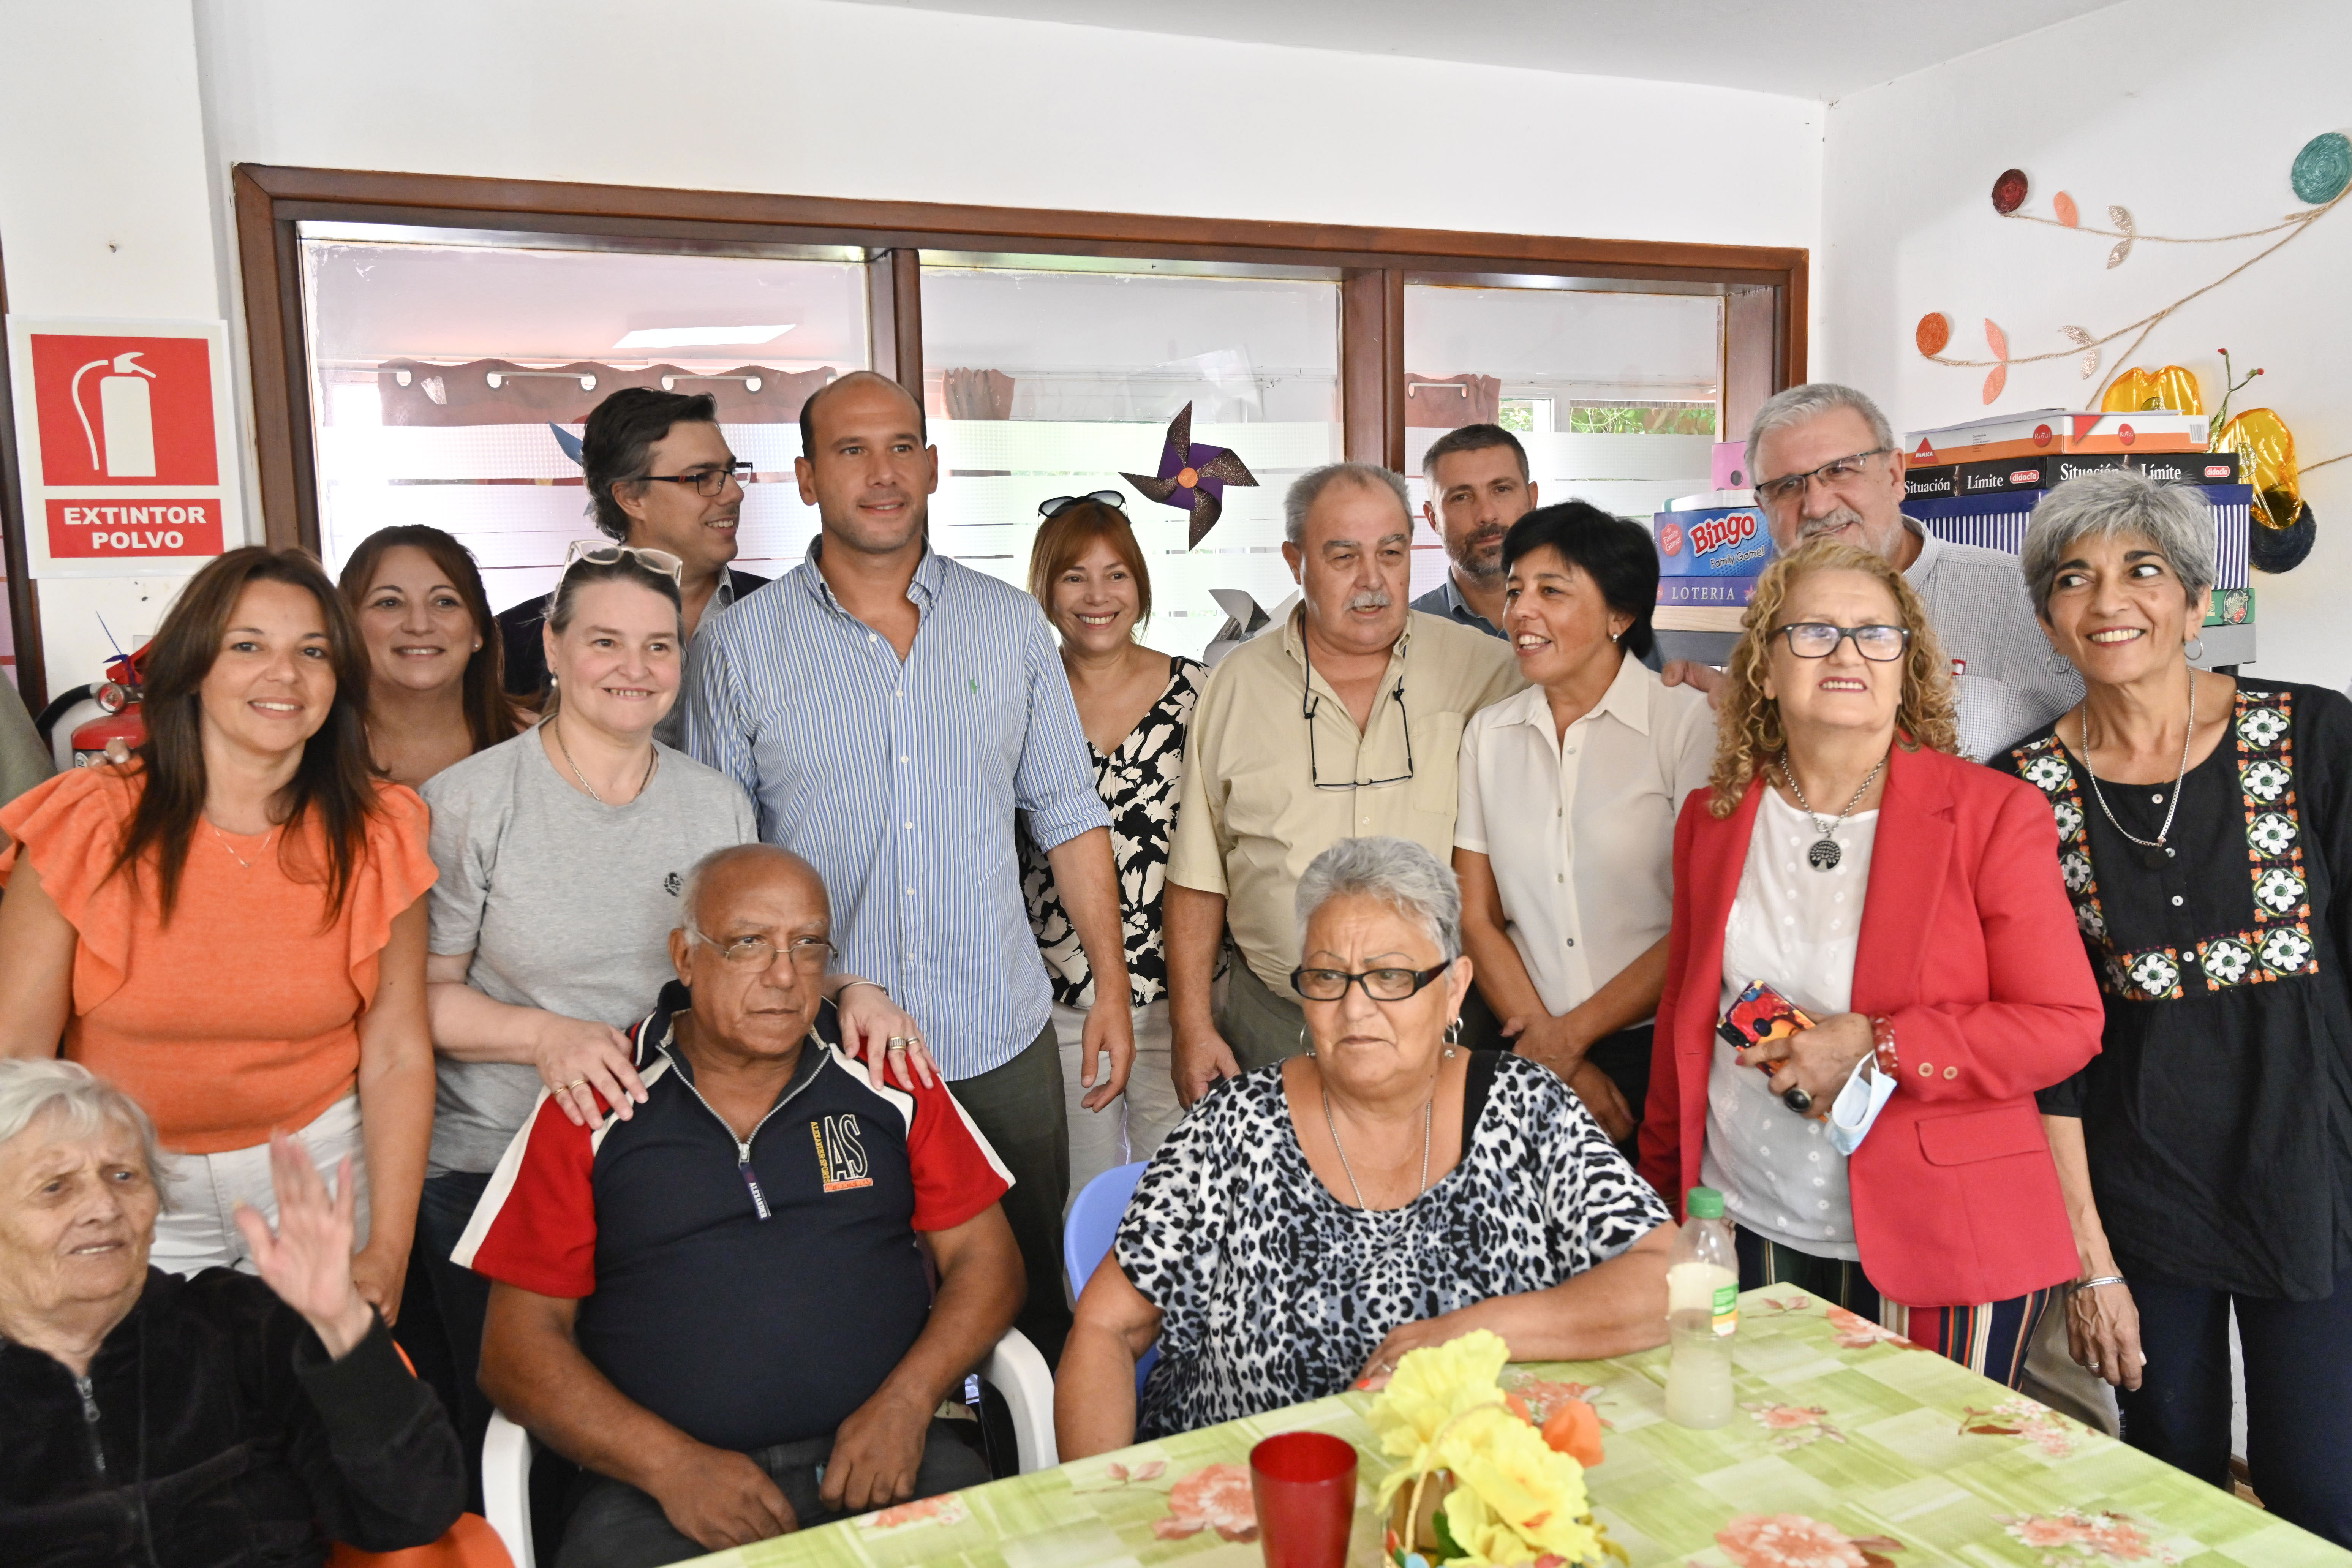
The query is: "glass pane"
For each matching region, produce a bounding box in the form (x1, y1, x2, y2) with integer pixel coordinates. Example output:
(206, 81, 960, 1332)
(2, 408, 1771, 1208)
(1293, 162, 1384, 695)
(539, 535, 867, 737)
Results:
(920, 264, 1341, 659)
(300, 234, 868, 610)
(1403, 284, 1721, 599)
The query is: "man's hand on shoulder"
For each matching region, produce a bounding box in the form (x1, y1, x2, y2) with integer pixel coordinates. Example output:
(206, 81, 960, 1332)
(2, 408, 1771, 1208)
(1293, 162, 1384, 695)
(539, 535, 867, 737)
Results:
(645, 1443, 797, 1549)
(822, 1385, 933, 1517)
(1660, 659, 1726, 708)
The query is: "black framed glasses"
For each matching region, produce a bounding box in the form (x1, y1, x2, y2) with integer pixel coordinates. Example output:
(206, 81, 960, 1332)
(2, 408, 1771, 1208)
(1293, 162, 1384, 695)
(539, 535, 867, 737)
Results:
(1291, 962, 1452, 1002)
(1038, 490, 1127, 519)
(1773, 622, 1912, 662)
(641, 460, 751, 498)
(563, 539, 685, 585)
(689, 931, 836, 971)
(1753, 447, 1893, 509)
(1302, 641, 1414, 790)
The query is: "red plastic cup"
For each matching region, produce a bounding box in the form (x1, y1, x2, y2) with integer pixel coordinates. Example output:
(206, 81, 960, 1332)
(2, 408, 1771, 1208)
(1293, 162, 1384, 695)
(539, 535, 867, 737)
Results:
(1250, 1430, 1359, 1568)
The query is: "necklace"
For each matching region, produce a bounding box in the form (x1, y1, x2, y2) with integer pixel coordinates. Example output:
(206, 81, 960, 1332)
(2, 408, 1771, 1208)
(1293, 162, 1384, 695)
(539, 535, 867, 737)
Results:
(1777, 752, 1887, 871)
(207, 820, 277, 871)
(1322, 1082, 1433, 1211)
(2080, 668, 2196, 871)
(553, 716, 656, 806)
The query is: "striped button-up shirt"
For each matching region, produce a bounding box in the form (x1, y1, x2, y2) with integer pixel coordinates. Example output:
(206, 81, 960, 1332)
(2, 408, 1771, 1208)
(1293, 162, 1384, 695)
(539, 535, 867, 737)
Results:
(684, 544, 1110, 1079)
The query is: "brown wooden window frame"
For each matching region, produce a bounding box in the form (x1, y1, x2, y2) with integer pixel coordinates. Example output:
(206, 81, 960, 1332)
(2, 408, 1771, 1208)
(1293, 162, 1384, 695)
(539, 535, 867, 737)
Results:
(232, 163, 1806, 555)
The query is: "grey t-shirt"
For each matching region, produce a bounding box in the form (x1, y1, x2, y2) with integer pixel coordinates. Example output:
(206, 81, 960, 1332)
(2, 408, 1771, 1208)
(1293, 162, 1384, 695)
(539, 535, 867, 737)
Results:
(420, 725, 757, 1176)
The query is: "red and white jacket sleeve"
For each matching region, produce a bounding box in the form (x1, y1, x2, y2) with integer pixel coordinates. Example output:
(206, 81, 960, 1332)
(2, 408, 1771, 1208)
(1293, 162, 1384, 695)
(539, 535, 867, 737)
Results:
(451, 1092, 601, 1298)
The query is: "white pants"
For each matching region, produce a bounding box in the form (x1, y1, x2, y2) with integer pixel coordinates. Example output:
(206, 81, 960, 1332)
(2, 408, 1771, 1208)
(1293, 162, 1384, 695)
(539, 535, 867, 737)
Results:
(149, 1094, 368, 1277)
(1056, 997, 1182, 1214)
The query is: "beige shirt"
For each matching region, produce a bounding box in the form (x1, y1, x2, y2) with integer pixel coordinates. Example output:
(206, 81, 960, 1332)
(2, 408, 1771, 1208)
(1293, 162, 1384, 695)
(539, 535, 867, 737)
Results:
(1454, 656, 1715, 1020)
(1169, 607, 1522, 991)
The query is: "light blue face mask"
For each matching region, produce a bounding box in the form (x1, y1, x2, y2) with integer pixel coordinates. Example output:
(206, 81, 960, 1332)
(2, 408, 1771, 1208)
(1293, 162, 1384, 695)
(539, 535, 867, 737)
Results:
(1827, 1057, 1899, 1157)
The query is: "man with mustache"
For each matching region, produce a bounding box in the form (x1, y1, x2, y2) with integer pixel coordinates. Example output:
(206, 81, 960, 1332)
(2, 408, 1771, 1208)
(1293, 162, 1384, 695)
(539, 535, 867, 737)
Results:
(1165, 464, 1521, 1102)
(1412, 424, 1535, 638)
(498, 387, 767, 749)
(1665, 383, 2081, 760)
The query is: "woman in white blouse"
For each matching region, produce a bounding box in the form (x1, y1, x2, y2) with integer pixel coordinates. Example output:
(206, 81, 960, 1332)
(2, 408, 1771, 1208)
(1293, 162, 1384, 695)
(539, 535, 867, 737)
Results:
(1453, 503, 1714, 1147)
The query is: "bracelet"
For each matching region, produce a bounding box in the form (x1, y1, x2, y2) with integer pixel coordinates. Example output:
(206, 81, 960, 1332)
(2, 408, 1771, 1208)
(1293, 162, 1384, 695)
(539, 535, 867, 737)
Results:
(836, 979, 889, 1000)
(1868, 1015, 1899, 1080)
(2074, 1275, 2128, 1292)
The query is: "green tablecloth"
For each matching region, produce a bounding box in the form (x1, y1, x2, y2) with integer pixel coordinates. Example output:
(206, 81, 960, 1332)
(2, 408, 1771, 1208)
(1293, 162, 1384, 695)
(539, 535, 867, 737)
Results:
(690, 1289, 2346, 1566)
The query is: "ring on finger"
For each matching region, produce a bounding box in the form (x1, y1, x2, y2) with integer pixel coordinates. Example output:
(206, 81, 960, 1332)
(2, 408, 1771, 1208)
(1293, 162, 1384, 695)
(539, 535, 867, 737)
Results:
(564, 1077, 588, 1091)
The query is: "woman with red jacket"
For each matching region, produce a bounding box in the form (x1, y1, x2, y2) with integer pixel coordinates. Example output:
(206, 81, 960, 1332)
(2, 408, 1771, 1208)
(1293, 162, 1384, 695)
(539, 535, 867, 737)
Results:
(1637, 538, 2101, 1388)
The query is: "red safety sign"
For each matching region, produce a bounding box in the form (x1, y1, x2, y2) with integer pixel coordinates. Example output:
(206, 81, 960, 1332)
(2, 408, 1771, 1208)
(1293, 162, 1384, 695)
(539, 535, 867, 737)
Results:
(7, 318, 242, 574)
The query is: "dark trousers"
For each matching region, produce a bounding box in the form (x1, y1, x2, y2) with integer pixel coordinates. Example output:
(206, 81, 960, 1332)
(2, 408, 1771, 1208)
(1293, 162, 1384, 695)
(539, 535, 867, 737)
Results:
(2113, 1257, 2352, 1546)
(555, 1421, 989, 1568)
(416, 1169, 497, 1506)
(950, 1018, 1071, 1366)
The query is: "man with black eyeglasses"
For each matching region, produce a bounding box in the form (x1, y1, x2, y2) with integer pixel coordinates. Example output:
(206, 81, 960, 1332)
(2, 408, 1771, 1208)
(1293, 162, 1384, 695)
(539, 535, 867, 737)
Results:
(497, 386, 768, 747)
(1165, 463, 1520, 1103)
(1663, 382, 2081, 761)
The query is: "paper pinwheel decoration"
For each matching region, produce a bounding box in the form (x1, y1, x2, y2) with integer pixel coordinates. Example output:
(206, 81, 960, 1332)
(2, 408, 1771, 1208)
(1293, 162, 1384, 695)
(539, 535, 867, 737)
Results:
(1121, 402, 1258, 548)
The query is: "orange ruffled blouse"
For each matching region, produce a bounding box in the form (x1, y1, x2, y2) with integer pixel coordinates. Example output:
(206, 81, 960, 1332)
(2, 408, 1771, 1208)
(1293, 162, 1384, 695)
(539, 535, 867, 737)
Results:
(0, 765, 435, 1154)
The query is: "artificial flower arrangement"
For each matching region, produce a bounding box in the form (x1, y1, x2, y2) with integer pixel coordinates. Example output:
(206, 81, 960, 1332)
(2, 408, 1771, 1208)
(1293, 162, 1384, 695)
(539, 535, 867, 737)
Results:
(1366, 1331, 1621, 1568)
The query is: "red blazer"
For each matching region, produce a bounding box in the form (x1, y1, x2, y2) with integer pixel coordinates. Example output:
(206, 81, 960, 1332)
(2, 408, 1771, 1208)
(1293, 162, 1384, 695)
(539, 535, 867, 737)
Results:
(1636, 741, 2102, 1308)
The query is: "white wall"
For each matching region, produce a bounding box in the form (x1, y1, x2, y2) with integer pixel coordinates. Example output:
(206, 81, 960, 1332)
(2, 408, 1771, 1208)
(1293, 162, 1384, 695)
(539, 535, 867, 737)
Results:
(6, 0, 1826, 694)
(1819, 0, 2351, 689)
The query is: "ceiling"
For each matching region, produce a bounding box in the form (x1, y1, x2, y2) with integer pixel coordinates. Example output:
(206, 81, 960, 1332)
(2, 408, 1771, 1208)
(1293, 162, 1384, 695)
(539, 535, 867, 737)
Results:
(839, 0, 2122, 101)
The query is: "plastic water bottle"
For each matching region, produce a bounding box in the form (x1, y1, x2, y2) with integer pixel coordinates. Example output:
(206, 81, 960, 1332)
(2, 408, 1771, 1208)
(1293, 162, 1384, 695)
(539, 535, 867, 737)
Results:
(1665, 1185, 1738, 1429)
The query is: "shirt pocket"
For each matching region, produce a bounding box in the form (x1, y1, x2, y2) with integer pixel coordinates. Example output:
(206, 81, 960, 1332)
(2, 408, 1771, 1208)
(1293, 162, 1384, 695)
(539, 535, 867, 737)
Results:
(1408, 711, 1469, 818)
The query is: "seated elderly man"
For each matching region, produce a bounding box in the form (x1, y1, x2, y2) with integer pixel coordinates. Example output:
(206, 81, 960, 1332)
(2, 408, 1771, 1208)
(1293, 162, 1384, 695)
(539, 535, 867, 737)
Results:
(461, 842, 1023, 1568)
(0, 1059, 464, 1564)
(1057, 836, 1675, 1458)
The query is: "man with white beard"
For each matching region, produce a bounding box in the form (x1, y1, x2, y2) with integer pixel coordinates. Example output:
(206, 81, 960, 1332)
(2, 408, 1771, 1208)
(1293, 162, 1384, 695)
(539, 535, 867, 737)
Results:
(1163, 464, 1521, 1099)
(1665, 383, 2082, 760)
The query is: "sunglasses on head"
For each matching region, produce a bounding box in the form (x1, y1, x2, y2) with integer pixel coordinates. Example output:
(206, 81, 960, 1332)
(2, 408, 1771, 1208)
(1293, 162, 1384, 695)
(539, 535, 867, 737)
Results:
(1038, 490, 1127, 520)
(563, 539, 686, 585)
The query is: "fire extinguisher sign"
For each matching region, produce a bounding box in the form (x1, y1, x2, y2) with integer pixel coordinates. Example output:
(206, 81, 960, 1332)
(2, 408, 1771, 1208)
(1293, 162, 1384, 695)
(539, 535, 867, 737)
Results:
(6, 317, 245, 577)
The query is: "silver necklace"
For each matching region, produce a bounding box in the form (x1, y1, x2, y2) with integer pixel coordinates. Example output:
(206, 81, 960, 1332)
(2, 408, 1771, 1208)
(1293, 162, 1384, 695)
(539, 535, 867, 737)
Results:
(1777, 752, 1887, 872)
(553, 716, 656, 806)
(1322, 1083, 1432, 1211)
(2080, 668, 2196, 871)
(207, 820, 277, 870)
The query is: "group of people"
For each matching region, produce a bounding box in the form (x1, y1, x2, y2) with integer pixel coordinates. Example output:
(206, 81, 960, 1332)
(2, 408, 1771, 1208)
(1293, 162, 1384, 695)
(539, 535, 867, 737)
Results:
(0, 369, 2343, 1565)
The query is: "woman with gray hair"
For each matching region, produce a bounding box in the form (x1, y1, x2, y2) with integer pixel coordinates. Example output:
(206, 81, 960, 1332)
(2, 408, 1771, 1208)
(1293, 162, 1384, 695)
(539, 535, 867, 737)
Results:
(1996, 468, 2352, 1544)
(0, 1058, 464, 1562)
(1054, 836, 1673, 1456)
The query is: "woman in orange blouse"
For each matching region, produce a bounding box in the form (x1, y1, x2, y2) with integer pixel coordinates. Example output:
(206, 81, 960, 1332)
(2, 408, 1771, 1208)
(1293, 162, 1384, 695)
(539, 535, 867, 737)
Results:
(0, 547, 435, 1320)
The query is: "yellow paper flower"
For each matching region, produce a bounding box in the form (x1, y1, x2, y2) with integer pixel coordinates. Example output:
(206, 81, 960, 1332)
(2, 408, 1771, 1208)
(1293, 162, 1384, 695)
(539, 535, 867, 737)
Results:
(1368, 1330, 1513, 1468)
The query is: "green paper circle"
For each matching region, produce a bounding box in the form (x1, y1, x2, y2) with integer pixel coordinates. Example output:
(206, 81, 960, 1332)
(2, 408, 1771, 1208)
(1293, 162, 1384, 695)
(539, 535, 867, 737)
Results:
(2290, 132, 2351, 204)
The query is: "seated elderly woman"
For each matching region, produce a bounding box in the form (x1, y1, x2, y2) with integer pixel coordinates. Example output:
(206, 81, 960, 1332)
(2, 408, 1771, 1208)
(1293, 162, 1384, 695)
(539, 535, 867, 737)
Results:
(1056, 836, 1673, 1457)
(0, 1058, 463, 1565)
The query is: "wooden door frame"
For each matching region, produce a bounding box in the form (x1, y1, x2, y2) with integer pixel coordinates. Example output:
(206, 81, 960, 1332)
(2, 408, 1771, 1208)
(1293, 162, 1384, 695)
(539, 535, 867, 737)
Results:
(233, 163, 1807, 552)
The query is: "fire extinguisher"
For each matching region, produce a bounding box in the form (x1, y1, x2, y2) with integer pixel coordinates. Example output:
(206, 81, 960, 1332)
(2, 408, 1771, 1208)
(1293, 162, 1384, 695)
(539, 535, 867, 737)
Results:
(71, 650, 149, 767)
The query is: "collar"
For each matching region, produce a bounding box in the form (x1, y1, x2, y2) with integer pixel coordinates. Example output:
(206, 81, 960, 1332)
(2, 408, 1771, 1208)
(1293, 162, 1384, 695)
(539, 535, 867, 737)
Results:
(1279, 602, 1413, 670)
(795, 536, 944, 618)
(1437, 573, 1502, 634)
(1901, 517, 1943, 581)
(628, 979, 841, 1087)
(1501, 649, 1654, 738)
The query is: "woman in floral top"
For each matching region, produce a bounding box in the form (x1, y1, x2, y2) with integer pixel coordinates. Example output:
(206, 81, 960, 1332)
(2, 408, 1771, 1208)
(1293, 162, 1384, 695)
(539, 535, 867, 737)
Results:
(1022, 495, 1207, 1200)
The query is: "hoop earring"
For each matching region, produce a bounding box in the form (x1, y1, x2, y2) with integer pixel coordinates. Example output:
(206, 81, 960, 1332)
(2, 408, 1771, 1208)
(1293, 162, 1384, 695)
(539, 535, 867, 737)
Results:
(2046, 645, 2071, 671)
(2185, 636, 2207, 661)
(1298, 1026, 1314, 1059)
(1445, 1016, 1463, 1047)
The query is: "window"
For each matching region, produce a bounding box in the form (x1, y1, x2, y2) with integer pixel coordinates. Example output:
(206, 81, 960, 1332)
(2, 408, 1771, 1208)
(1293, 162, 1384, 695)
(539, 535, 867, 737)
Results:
(919, 260, 1340, 657)
(298, 229, 868, 609)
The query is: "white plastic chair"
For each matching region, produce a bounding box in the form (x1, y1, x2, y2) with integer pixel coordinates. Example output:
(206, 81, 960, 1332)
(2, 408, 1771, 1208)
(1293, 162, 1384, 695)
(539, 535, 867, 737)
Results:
(481, 1328, 1057, 1567)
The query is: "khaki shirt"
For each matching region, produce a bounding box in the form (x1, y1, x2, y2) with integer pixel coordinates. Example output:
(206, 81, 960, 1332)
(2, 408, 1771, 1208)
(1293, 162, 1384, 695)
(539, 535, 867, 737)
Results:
(1169, 607, 1523, 991)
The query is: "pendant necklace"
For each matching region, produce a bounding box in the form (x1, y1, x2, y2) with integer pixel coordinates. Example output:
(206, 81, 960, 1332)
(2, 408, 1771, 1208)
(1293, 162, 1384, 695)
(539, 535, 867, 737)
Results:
(1323, 1078, 1434, 1211)
(1777, 752, 1887, 872)
(554, 716, 657, 806)
(2080, 667, 2196, 871)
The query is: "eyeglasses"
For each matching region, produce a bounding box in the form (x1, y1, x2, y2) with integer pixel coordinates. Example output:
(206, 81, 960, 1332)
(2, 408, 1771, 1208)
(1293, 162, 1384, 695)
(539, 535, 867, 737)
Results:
(689, 930, 836, 971)
(640, 460, 750, 498)
(1291, 962, 1452, 1002)
(1302, 641, 1414, 790)
(563, 540, 686, 585)
(1038, 490, 1127, 519)
(1773, 622, 1913, 662)
(1753, 448, 1893, 509)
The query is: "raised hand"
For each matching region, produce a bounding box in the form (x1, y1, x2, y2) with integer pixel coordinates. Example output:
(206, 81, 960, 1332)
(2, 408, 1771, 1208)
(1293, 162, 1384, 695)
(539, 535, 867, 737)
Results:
(234, 1131, 375, 1359)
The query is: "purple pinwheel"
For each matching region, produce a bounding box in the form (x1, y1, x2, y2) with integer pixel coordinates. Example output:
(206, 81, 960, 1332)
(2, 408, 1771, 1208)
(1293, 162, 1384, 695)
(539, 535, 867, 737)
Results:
(1121, 402, 1258, 548)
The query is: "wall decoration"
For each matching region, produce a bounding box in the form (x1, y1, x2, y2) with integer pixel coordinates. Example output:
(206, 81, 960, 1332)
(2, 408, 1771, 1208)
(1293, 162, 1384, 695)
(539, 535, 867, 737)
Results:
(1121, 401, 1258, 548)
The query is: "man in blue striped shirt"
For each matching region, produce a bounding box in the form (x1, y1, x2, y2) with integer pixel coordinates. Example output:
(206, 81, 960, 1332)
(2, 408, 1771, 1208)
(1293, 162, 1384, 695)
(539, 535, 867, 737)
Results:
(685, 371, 1132, 1363)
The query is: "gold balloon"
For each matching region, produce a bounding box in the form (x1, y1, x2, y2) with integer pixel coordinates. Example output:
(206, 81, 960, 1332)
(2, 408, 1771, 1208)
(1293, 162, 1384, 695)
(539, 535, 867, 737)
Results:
(2101, 365, 2205, 415)
(2214, 408, 2302, 531)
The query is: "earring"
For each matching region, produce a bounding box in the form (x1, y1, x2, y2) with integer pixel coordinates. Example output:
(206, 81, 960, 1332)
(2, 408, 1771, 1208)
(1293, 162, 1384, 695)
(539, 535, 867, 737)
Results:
(2186, 636, 2207, 661)
(473, 640, 483, 652)
(1445, 1017, 1463, 1047)
(2046, 646, 2071, 671)
(1298, 1026, 1314, 1059)
(1608, 631, 1621, 644)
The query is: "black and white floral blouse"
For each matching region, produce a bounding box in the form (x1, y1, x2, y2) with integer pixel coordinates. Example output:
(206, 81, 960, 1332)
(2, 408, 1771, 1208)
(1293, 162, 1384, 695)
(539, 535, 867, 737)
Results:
(1021, 656, 1206, 1010)
(1114, 1053, 1671, 1440)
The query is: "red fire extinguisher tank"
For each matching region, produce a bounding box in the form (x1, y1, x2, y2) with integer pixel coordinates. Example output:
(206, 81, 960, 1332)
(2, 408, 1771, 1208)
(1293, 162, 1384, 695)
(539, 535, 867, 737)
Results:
(70, 650, 148, 767)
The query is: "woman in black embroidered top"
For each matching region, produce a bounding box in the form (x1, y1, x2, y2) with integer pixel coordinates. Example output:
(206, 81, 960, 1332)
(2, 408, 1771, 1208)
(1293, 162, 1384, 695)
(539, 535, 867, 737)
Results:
(1020, 495, 1207, 1201)
(1997, 469, 2352, 1545)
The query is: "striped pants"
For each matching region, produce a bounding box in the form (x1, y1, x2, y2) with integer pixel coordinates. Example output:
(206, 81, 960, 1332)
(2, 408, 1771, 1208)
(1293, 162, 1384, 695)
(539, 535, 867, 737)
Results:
(1736, 1228, 2055, 1391)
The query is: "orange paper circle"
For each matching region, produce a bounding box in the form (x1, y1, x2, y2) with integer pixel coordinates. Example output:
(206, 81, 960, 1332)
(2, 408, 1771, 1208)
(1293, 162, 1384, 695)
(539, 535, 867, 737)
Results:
(1176, 466, 1199, 488)
(1915, 313, 1951, 357)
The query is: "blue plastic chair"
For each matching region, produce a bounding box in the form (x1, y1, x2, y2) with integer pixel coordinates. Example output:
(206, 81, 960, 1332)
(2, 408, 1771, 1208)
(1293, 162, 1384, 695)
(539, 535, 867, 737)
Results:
(1064, 1160, 1157, 1392)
